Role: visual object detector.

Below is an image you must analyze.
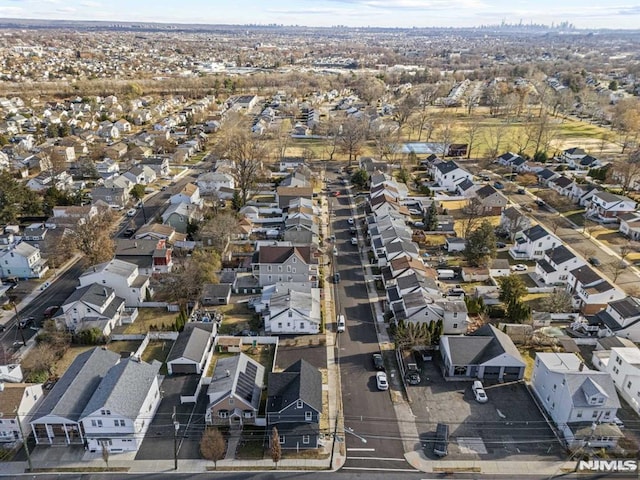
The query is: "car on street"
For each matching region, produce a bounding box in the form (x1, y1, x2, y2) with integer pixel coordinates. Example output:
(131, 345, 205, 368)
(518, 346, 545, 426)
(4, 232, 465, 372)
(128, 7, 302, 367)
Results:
(472, 380, 488, 403)
(18, 316, 35, 329)
(123, 228, 136, 238)
(479, 174, 491, 181)
(408, 209, 422, 216)
(535, 199, 545, 207)
(43, 305, 60, 319)
(337, 314, 346, 333)
(351, 237, 358, 245)
(512, 264, 527, 271)
(493, 181, 504, 189)
(413, 221, 425, 228)
(372, 353, 385, 371)
(332, 247, 338, 256)
(332, 191, 340, 197)
(347, 217, 354, 224)
(517, 187, 526, 194)
(433, 423, 449, 457)
(589, 257, 602, 267)
(334, 273, 341, 283)
(126, 208, 136, 217)
(0, 324, 6, 332)
(376, 371, 389, 391)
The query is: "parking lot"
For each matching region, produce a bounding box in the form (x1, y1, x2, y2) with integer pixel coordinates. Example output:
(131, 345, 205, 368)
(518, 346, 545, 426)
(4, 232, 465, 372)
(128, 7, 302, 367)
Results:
(409, 358, 565, 461)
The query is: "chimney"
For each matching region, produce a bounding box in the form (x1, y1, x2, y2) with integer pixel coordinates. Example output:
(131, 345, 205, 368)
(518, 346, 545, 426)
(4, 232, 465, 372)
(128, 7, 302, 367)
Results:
(579, 362, 585, 372)
(225, 369, 231, 377)
(103, 288, 108, 297)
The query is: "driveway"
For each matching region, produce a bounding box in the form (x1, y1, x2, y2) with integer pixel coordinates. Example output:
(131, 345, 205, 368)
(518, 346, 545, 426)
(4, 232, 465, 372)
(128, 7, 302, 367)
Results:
(136, 374, 207, 460)
(410, 358, 564, 461)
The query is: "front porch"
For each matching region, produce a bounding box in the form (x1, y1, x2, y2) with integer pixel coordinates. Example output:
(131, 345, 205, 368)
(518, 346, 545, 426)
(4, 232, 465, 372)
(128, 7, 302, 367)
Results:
(32, 422, 85, 446)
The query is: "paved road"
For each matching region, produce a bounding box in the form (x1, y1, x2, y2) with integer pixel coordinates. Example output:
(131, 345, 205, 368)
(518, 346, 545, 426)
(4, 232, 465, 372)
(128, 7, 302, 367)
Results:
(328, 179, 413, 473)
(0, 259, 83, 355)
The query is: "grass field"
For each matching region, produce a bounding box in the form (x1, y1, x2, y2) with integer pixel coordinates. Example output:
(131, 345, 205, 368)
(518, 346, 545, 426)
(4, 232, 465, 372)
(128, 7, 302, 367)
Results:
(53, 340, 142, 376)
(140, 340, 173, 374)
(120, 307, 179, 334)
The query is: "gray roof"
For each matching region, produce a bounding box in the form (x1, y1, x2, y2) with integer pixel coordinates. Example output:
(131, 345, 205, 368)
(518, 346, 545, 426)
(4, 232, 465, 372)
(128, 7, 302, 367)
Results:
(31, 348, 120, 423)
(207, 353, 264, 410)
(81, 357, 161, 419)
(547, 245, 575, 265)
(570, 265, 601, 285)
(168, 325, 211, 364)
(523, 225, 550, 242)
(566, 373, 620, 410)
(435, 160, 461, 175)
(609, 296, 640, 319)
(445, 324, 523, 366)
(63, 283, 124, 319)
(267, 359, 322, 414)
(594, 190, 625, 203)
(537, 258, 555, 274)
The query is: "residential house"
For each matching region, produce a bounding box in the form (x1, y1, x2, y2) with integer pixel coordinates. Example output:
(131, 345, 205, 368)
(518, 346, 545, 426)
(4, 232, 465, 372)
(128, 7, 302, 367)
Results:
(196, 172, 235, 196)
(205, 353, 265, 426)
(31, 348, 121, 446)
(619, 212, 640, 240)
(133, 224, 186, 244)
(22, 223, 47, 242)
(251, 246, 318, 287)
(587, 191, 637, 223)
(499, 207, 532, 239)
(561, 147, 588, 164)
(81, 357, 161, 453)
(590, 296, 640, 342)
(114, 119, 131, 133)
(535, 245, 586, 286)
(548, 176, 573, 197)
(472, 184, 507, 215)
(570, 183, 600, 206)
(122, 166, 155, 185)
(445, 237, 466, 253)
(531, 352, 622, 449)
(496, 151, 525, 167)
(167, 323, 215, 375)
(161, 203, 202, 234)
(140, 157, 170, 177)
(276, 186, 313, 209)
(104, 142, 128, 160)
(95, 158, 120, 179)
(267, 360, 322, 450)
(51, 145, 76, 164)
(0, 364, 23, 383)
(170, 183, 202, 207)
(489, 259, 511, 278)
(0, 383, 44, 445)
(432, 161, 473, 192)
(359, 157, 389, 174)
(439, 324, 525, 381)
(91, 187, 129, 209)
(114, 239, 173, 275)
(575, 154, 600, 169)
(509, 225, 560, 260)
(537, 168, 559, 186)
(263, 288, 321, 334)
(594, 347, 640, 414)
(0, 242, 48, 279)
(54, 283, 126, 336)
(78, 259, 152, 307)
(567, 265, 626, 314)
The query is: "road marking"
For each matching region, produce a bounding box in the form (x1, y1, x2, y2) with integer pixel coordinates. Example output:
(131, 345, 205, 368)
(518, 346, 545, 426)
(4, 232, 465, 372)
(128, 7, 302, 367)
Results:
(342, 466, 418, 472)
(348, 456, 407, 461)
(347, 448, 375, 452)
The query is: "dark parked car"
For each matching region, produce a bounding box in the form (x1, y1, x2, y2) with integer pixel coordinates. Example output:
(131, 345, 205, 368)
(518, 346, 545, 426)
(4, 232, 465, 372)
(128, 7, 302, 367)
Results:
(43, 305, 60, 319)
(496, 242, 506, 248)
(372, 353, 385, 371)
(406, 371, 421, 385)
(589, 257, 602, 267)
(18, 316, 35, 329)
(123, 228, 136, 238)
(493, 181, 504, 190)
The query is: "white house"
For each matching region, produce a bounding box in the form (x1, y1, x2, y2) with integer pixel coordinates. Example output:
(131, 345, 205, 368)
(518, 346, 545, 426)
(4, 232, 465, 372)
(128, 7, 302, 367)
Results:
(170, 183, 202, 207)
(594, 347, 640, 415)
(591, 296, 640, 342)
(55, 283, 127, 335)
(587, 191, 637, 223)
(81, 357, 161, 453)
(618, 212, 640, 240)
(78, 259, 151, 307)
(509, 225, 560, 260)
(0, 242, 48, 279)
(566, 265, 626, 315)
(0, 383, 44, 445)
(535, 245, 586, 285)
(531, 352, 622, 449)
(196, 172, 235, 195)
(263, 288, 321, 334)
(432, 161, 473, 192)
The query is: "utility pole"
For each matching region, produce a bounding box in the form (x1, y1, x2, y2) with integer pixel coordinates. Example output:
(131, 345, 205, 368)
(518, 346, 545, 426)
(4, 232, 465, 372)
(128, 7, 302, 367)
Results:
(9, 296, 26, 346)
(14, 408, 33, 471)
(172, 406, 180, 471)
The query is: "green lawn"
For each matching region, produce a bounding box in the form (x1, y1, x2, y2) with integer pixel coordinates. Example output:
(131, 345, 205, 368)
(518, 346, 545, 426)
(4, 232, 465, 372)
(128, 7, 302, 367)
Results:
(121, 307, 179, 334)
(141, 340, 173, 374)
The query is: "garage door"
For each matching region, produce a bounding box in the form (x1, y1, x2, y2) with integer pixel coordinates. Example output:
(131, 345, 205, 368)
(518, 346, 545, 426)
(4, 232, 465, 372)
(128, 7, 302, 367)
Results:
(503, 367, 523, 380)
(169, 362, 198, 374)
(482, 366, 501, 379)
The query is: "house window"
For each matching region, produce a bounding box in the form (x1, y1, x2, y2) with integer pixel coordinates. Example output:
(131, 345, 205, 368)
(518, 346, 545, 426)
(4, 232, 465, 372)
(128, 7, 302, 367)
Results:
(278, 322, 282, 329)
(553, 384, 556, 391)
(297, 400, 303, 409)
(243, 411, 253, 418)
(302, 435, 310, 445)
(576, 410, 582, 418)
(218, 410, 228, 419)
(288, 311, 293, 318)
(114, 420, 125, 427)
(305, 411, 312, 421)
(293, 257, 297, 263)
(278, 266, 283, 272)
(592, 411, 599, 419)
(279, 435, 285, 444)
(229, 398, 234, 405)
(101, 410, 111, 415)
(268, 266, 272, 272)
(453, 323, 458, 329)
(613, 366, 619, 374)
(300, 322, 305, 329)
(628, 381, 633, 389)
(287, 265, 291, 272)
(453, 312, 458, 318)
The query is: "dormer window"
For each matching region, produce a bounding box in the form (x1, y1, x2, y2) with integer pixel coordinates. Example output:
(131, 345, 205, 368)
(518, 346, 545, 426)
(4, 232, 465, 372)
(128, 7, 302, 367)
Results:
(296, 400, 303, 409)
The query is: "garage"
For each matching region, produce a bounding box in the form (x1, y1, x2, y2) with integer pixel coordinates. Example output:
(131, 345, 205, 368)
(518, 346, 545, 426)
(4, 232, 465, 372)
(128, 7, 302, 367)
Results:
(482, 366, 501, 379)
(167, 362, 199, 375)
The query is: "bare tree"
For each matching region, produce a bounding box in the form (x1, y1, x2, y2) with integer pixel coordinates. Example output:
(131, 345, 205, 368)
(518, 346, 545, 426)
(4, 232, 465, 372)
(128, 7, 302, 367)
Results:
(373, 124, 402, 164)
(548, 215, 568, 235)
(198, 211, 239, 252)
(394, 94, 418, 132)
(163, 248, 221, 306)
(606, 260, 627, 283)
(540, 289, 573, 313)
(460, 198, 485, 238)
(101, 442, 110, 468)
(462, 121, 482, 159)
(612, 150, 640, 195)
(273, 118, 293, 161)
(612, 98, 640, 153)
(64, 208, 117, 266)
(483, 123, 508, 161)
(270, 427, 282, 469)
(200, 427, 226, 469)
(338, 116, 367, 166)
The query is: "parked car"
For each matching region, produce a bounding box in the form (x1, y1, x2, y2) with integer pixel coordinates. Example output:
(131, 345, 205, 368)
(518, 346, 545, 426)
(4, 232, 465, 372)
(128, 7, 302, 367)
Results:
(472, 380, 488, 403)
(334, 273, 341, 283)
(413, 221, 425, 228)
(126, 208, 136, 217)
(337, 314, 346, 333)
(535, 199, 545, 207)
(43, 305, 60, 319)
(350, 226, 357, 234)
(493, 181, 504, 189)
(372, 353, 385, 371)
(332, 247, 338, 256)
(405, 371, 421, 385)
(589, 257, 602, 267)
(517, 187, 526, 194)
(512, 264, 527, 271)
(433, 423, 449, 457)
(347, 217, 354, 224)
(123, 228, 136, 238)
(496, 242, 507, 248)
(351, 237, 358, 245)
(480, 174, 491, 181)
(376, 371, 389, 391)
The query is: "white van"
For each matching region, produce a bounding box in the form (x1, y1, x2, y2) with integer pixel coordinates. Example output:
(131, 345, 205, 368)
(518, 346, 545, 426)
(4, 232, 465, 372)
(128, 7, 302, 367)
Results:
(337, 314, 346, 333)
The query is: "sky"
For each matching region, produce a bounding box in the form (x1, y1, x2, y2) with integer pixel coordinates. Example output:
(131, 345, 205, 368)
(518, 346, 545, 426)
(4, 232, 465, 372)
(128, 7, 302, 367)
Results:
(1, 0, 640, 30)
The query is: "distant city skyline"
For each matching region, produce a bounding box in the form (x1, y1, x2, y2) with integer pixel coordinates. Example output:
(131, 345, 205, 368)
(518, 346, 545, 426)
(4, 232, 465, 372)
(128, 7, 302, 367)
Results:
(1, 0, 640, 30)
